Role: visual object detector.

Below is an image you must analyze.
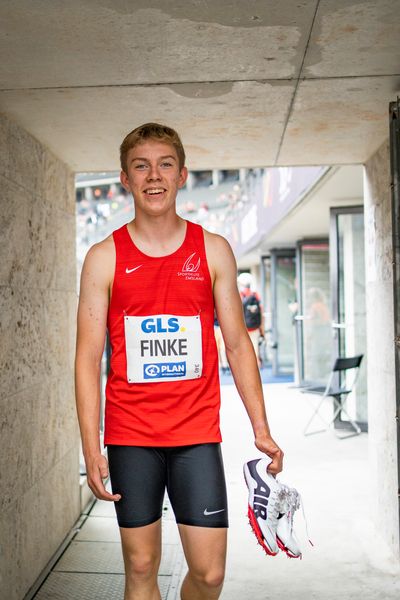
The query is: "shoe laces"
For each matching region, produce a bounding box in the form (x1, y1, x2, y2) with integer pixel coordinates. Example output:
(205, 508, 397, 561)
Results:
(278, 484, 300, 522)
(266, 487, 281, 526)
(277, 483, 313, 546)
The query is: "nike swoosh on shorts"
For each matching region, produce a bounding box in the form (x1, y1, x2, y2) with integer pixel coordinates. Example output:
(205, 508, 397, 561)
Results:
(203, 508, 225, 516)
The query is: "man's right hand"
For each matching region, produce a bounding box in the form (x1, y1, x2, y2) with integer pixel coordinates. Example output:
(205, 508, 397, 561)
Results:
(86, 453, 121, 502)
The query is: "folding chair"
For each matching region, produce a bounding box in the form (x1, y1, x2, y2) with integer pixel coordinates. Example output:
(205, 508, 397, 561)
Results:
(302, 354, 364, 439)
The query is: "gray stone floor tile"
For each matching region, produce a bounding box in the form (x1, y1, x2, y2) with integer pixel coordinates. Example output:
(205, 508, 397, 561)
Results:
(161, 519, 181, 544)
(54, 541, 124, 574)
(75, 514, 181, 542)
(34, 572, 171, 599)
(75, 516, 120, 542)
(54, 541, 179, 576)
(89, 499, 116, 518)
(160, 545, 180, 576)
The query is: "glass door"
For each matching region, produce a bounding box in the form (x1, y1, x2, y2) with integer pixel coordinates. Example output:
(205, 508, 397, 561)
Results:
(330, 206, 368, 430)
(296, 240, 332, 386)
(270, 250, 296, 377)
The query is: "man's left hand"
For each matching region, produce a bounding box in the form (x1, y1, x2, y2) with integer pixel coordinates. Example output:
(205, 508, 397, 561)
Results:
(254, 435, 284, 475)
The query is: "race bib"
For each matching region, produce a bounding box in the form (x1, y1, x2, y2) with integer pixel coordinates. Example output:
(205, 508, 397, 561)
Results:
(124, 314, 203, 383)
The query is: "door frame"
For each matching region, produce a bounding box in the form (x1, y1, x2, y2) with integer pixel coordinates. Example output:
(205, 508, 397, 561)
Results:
(329, 205, 367, 432)
(389, 98, 400, 542)
(329, 205, 364, 359)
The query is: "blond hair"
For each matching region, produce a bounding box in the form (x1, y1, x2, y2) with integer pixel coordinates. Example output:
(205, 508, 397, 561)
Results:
(120, 122, 186, 173)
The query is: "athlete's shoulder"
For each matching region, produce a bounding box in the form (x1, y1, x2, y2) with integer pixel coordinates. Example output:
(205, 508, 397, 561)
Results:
(86, 233, 114, 261)
(203, 229, 236, 280)
(82, 234, 115, 286)
(203, 228, 234, 257)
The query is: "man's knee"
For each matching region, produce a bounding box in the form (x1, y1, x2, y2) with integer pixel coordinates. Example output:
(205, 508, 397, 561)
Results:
(203, 568, 225, 589)
(190, 565, 225, 589)
(124, 551, 160, 581)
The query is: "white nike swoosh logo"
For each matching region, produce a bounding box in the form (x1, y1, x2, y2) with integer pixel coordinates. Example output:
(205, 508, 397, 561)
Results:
(125, 265, 142, 274)
(203, 508, 226, 516)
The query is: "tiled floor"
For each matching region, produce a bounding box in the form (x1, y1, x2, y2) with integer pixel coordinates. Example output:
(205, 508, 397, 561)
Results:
(34, 494, 184, 600)
(31, 384, 400, 599)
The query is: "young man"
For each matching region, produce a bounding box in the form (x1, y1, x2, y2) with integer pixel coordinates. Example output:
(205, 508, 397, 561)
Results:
(75, 123, 283, 600)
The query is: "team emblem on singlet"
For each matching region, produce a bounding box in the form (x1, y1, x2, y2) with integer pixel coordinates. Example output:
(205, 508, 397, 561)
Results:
(178, 252, 204, 281)
(124, 314, 203, 383)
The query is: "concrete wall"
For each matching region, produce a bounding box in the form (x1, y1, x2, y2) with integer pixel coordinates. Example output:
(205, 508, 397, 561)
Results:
(364, 139, 400, 559)
(0, 114, 80, 598)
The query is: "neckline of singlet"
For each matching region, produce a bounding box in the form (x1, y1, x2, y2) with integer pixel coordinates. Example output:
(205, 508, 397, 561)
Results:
(123, 220, 190, 260)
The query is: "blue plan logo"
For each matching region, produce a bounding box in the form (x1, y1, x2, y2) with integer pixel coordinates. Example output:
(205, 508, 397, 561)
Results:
(143, 362, 186, 379)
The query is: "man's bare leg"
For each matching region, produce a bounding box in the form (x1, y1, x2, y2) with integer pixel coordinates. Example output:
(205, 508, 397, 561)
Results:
(178, 525, 227, 600)
(120, 519, 162, 600)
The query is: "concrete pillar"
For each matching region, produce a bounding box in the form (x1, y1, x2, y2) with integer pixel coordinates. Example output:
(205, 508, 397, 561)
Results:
(84, 185, 93, 201)
(364, 138, 400, 560)
(212, 169, 220, 187)
(0, 114, 81, 598)
(186, 171, 194, 191)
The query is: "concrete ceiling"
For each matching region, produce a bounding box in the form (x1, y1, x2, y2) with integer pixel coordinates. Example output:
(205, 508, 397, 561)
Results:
(1, 0, 399, 171)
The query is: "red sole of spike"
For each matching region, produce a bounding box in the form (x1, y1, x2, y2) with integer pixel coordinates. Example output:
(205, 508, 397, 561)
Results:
(276, 535, 301, 559)
(247, 506, 278, 556)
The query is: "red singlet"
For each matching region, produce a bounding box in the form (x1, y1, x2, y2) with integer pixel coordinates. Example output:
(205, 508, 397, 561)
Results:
(104, 220, 221, 446)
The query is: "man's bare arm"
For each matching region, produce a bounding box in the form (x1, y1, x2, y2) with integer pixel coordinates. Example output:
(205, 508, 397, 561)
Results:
(205, 232, 283, 474)
(75, 238, 121, 501)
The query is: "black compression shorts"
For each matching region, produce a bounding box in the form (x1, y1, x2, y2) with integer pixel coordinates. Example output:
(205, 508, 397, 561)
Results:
(107, 443, 229, 529)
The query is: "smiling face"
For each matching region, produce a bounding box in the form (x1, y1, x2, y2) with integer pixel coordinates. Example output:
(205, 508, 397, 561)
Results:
(120, 140, 188, 218)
